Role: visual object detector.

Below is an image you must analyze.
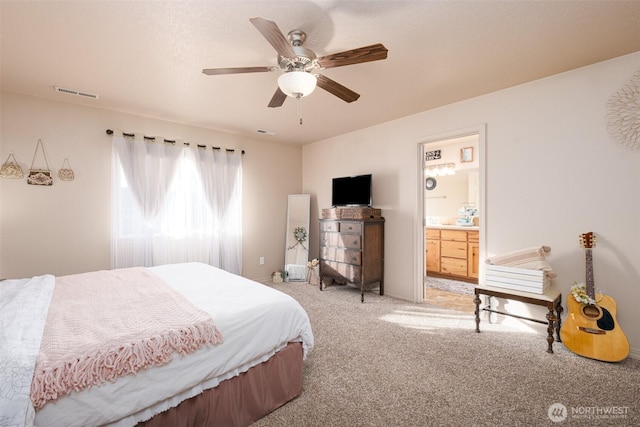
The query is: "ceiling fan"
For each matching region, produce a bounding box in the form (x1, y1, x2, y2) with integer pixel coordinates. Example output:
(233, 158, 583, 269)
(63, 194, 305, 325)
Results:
(202, 17, 388, 108)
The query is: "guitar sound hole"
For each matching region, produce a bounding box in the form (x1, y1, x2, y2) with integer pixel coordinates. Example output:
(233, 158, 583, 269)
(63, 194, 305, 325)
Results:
(582, 304, 602, 319)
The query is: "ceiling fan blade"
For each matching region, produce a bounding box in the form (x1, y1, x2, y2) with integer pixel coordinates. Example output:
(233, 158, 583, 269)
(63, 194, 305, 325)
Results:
(316, 74, 360, 103)
(268, 87, 287, 108)
(249, 17, 296, 59)
(202, 66, 276, 76)
(317, 43, 388, 69)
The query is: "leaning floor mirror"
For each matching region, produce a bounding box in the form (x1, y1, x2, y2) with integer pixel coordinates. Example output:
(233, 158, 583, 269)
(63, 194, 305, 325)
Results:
(285, 194, 310, 282)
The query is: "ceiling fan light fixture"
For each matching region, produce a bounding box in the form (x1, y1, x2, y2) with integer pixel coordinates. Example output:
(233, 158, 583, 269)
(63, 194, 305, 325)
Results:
(277, 71, 317, 98)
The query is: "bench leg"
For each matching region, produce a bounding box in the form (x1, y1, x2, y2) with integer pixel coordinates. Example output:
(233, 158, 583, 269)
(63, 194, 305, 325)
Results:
(474, 293, 481, 333)
(555, 299, 563, 342)
(546, 309, 556, 353)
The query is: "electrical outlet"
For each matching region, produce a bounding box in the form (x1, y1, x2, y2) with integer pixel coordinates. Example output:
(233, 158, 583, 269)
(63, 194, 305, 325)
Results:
(259, 256, 265, 265)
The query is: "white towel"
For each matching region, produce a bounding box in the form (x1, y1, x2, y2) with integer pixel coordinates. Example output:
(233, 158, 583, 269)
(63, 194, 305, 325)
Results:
(486, 245, 556, 278)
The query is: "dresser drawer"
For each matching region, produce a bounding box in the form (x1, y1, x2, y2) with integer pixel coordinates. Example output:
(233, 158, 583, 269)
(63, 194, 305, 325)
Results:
(320, 260, 362, 283)
(441, 240, 467, 259)
(321, 247, 362, 265)
(319, 232, 329, 247)
(468, 231, 479, 243)
(339, 221, 362, 234)
(441, 257, 468, 276)
(320, 221, 340, 232)
(320, 232, 361, 249)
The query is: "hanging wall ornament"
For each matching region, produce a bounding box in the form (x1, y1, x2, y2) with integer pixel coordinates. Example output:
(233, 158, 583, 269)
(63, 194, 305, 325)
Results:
(287, 227, 308, 250)
(58, 158, 75, 181)
(0, 152, 23, 179)
(27, 139, 53, 186)
(606, 69, 640, 150)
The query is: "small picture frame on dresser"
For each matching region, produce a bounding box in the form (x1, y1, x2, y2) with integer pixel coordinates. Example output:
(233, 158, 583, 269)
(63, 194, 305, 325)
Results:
(460, 147, 473, 163)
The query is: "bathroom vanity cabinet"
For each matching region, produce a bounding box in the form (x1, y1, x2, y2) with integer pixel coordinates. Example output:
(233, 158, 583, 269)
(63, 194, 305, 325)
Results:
(425, 226, 479, 282)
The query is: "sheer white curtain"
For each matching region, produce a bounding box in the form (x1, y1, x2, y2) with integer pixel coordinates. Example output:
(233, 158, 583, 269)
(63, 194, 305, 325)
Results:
(111, 135, 243, 274)
(193, 148, 243, 274)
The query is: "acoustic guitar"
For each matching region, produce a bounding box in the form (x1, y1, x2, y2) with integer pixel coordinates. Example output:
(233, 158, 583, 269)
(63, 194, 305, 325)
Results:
(560, 232, 629, 362)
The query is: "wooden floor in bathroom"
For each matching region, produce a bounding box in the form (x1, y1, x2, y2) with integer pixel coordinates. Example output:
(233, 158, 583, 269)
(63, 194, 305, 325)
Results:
(424, 287, 476, 313)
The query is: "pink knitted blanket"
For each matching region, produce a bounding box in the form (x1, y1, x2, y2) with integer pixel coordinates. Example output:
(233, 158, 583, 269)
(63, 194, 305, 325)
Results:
(30, 267, 223, 409)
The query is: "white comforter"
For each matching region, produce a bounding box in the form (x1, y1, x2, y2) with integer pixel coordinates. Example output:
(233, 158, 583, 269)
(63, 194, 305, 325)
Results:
(2, 263, 314, 427)
(0, 275, 55, 427)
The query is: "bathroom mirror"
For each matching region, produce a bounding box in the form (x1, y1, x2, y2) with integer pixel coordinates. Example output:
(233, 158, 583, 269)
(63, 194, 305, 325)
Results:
(285, 194, 310, 282)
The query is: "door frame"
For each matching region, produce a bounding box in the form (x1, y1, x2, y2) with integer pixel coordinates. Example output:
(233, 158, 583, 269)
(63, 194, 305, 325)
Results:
(414, 124, 487, 302)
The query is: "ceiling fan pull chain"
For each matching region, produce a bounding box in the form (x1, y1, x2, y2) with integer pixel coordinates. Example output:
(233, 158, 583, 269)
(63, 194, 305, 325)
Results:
(296, 94, 303, 125)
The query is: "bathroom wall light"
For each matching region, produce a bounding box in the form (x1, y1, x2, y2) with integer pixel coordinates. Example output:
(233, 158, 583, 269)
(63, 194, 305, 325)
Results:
(444, 162, 456, 175)
(425, 162, 456, 177)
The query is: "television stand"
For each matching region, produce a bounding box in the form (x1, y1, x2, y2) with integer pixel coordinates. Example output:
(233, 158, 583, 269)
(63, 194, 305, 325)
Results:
(319, 208, 384, 302)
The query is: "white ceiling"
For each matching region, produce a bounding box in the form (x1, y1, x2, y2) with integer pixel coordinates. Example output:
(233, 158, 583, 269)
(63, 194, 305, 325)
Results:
(2, 1, 640, 145)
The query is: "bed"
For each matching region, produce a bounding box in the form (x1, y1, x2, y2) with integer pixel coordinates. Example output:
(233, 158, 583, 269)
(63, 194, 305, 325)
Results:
(1, 262, 314, 427)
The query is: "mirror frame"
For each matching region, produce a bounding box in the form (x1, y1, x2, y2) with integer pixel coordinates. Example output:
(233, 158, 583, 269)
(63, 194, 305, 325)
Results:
(284, 194, 310, 282)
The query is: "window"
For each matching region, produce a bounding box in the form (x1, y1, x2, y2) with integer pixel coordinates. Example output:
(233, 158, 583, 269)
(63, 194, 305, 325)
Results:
(111, 135, 242, 273)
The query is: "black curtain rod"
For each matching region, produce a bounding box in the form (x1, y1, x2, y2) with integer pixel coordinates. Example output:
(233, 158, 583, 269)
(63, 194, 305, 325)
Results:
(105, 129, 245, 154)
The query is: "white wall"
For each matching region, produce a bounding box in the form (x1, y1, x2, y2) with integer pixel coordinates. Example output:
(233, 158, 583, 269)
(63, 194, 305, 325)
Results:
(425, 170, 475, 222)
(0, 91, 302, 281)
(303, 52, 640, 357)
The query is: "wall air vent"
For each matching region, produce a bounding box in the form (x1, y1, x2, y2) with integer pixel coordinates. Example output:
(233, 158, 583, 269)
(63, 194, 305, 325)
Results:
(54, 86, 100, 99)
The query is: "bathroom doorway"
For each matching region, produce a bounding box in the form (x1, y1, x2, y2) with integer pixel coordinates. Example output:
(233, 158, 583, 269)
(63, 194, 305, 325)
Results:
(415, 125, 486, 308)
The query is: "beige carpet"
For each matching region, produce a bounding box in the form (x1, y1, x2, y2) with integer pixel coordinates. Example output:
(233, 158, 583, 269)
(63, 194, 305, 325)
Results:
(254, 281, 639, 426)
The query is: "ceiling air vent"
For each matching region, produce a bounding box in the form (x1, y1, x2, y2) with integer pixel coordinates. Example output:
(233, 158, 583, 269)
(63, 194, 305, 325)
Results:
(54, 86, 100, 99)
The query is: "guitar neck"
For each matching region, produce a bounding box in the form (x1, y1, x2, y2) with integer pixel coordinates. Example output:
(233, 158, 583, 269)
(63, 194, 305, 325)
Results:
(585, 248, 595, 300)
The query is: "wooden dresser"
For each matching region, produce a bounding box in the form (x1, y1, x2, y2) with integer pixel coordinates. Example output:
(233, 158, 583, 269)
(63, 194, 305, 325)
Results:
(319, 218, 385, 302)
(425, 227, 479, 283)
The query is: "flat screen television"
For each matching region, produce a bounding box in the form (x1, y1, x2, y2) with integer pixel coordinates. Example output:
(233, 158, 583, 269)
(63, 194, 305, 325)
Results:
(332, 174, 372, 207)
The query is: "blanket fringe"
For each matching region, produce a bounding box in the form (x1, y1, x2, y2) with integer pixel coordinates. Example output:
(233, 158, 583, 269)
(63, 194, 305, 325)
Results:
(31, 320, 222, 409)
